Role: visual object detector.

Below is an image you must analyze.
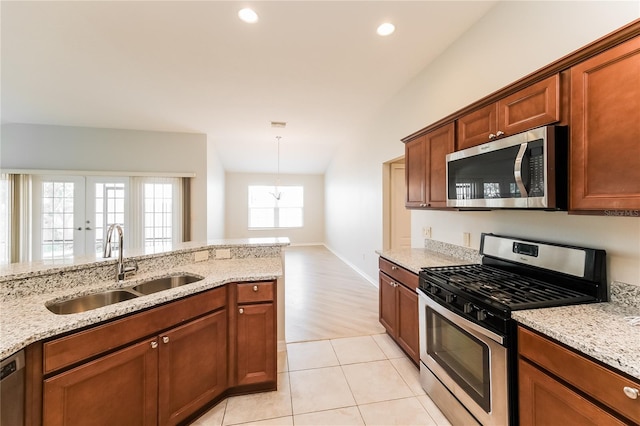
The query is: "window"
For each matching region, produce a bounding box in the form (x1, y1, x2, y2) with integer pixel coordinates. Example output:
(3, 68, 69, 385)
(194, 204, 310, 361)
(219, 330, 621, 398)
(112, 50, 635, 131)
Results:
(248, 185, 303, 228)
(144, 181, 174, 251)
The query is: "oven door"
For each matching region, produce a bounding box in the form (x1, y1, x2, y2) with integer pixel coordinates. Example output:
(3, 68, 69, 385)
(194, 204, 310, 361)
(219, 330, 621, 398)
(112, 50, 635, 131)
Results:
(418, 290, 509, 426)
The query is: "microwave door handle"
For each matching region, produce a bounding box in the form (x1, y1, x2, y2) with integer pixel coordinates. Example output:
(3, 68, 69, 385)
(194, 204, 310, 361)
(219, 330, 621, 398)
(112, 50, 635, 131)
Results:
(514, 143, 529, 198)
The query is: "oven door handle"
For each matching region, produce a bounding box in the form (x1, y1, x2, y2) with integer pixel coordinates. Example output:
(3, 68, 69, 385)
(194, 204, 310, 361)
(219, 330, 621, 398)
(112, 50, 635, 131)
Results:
(418, 290, 505, 346)
(514, 142, 529, 198)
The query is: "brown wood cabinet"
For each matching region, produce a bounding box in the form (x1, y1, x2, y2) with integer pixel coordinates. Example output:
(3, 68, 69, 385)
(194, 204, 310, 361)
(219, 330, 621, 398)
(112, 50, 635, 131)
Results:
(33, 281, 279, 426)
(405, 122, 454, 209)
(42, 288, 228, 426)
(569, 35, 640, 212)
(518, 326, 640, 425)
(233, 281, 277, 389)
(158, 310, 227, 425)
(43, 338, 159, 426)
(456, 74, 561, 150)
(378, 257, 419, 365)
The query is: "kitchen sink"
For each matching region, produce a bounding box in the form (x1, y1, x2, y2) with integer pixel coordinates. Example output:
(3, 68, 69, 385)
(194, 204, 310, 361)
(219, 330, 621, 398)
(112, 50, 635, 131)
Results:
(46, 290, 140, 315)
(131, 274, 202, 295)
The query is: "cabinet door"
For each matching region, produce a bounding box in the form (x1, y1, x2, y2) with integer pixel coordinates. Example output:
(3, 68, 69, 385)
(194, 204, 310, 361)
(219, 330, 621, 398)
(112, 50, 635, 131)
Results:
(395, 283, 419, 365)
(519, 359, 626, 426)
(570, 36, 640, 211)
(158, 310, 227, 426)
(456, 103, 498, 150)
(405, 136, 427, 208)
(425, 123, 455, 208)
(498, 74, 560, 136)
(379, 272, 397, 335)
(43, 338, 158, 426)
(236, 303, 276, 386)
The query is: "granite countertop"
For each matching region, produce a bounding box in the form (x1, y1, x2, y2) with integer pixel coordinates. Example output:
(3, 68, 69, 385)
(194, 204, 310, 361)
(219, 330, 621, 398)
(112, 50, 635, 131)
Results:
(513, 299, 640, 380)
(376, 247, 477, 274)
(0, 256, 283, 360)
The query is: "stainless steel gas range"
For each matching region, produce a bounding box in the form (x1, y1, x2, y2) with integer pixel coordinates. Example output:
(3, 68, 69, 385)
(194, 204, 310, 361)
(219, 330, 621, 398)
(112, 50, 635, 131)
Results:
(417, 233, 607, 426)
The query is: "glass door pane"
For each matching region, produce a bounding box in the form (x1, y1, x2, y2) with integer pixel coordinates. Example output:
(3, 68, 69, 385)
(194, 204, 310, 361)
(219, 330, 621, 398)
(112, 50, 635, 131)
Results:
(86, 177, 129, 256)
(32, 176, 85, 261)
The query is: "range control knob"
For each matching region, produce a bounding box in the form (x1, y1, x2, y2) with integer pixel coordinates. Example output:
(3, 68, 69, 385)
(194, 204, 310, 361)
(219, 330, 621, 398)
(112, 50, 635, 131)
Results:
(463, 303, 474, 314)
(445, 294, 456, 303)
(477, 310, 488, 321)
(429, 286, 440, 295)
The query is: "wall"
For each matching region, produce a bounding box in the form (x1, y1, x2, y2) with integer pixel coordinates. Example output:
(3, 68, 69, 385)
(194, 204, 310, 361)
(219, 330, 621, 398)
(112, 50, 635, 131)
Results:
(206, 137, 226, 239)
(325, 1, 640, 286)
(0, 123, 210, 242)
(225, 172, 324, 244)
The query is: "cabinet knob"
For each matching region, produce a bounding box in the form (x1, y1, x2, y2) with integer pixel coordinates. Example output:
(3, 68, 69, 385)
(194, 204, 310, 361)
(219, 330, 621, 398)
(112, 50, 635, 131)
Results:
(496, 130, 505, 137)
(239, 308, 244, 314)
(162, 336, 169, 344)
(389, 281, 395, 287)
(151, 341, 158, 349)
(623, 386, 639, 399)
(253, 285, 259, 292)
(391, 266, 398, 270)
(489, 133, 496, 140)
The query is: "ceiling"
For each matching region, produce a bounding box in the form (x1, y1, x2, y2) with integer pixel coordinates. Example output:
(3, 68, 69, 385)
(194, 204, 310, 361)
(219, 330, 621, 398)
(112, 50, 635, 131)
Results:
(1, 1, 497, 174)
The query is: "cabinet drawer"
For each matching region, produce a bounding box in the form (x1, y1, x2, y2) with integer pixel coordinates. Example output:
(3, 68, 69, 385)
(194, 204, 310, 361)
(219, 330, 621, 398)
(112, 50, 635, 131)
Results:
(518, 327, 640, 424)
(237, 281, 275, 304)
(379, 258, 419, 290)
(44, 286, 226, 374)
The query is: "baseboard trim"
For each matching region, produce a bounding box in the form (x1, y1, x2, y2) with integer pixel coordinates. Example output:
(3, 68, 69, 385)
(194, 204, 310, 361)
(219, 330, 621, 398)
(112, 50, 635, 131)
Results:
(322, 244, 377, 288)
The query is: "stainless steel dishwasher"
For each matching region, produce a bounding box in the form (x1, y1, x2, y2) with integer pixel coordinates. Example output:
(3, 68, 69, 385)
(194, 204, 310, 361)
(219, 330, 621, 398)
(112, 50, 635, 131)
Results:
(1, 350, 25, 426)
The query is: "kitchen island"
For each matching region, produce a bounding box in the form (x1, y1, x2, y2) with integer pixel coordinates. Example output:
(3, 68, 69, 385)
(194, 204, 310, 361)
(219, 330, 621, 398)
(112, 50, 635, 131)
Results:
(0, 238, 288, 425)
(0, 237, 289, 360)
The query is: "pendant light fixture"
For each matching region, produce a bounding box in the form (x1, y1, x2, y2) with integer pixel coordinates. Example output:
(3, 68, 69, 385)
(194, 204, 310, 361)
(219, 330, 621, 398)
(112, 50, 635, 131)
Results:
(270, 136, 283, 200)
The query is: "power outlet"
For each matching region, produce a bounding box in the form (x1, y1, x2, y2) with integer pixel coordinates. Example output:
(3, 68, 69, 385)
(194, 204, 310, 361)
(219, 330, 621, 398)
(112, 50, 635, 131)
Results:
(463, 232, 471, 247)
(215, 248, 231, 259)
(194, 250, 209, 262)
(423, 227, 432, 239)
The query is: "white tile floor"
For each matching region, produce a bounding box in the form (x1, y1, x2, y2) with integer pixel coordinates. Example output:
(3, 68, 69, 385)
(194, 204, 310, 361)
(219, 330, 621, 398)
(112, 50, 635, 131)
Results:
(191, 334, 452, 426)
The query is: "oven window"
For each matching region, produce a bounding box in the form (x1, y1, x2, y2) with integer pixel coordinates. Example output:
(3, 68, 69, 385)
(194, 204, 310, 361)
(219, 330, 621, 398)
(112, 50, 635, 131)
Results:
(426, 307, 491, 412)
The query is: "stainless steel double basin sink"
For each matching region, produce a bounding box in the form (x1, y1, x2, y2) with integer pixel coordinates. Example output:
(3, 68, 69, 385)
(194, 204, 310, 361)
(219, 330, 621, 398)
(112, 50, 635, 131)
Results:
(46, 274, 203, 315)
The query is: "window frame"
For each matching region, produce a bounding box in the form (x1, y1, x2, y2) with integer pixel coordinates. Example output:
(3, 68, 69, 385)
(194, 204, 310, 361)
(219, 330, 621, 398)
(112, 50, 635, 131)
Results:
(247, 185, 304, 230)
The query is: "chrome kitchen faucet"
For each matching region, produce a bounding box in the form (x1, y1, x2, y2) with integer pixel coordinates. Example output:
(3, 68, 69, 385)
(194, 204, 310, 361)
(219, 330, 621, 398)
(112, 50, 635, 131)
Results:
(103, 224, 138, 282)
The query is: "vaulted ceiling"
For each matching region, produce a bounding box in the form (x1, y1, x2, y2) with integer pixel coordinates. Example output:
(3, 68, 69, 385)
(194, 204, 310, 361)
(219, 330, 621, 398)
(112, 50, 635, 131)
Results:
(2, 1, 497, 173)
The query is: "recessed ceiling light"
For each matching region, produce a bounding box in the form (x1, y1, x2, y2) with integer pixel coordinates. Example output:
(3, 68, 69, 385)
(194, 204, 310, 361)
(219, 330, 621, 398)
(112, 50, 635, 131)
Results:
(377, 23, 395, 36)
(238, 8, 258, 24)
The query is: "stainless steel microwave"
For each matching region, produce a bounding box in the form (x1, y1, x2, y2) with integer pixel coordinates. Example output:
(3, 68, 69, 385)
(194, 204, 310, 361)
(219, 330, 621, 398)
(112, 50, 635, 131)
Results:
(446, 126, 567, 209)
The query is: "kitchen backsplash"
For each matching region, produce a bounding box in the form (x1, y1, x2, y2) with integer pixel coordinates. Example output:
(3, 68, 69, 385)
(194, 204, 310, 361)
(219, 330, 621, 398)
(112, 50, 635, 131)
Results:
(423, 238, 481, 264)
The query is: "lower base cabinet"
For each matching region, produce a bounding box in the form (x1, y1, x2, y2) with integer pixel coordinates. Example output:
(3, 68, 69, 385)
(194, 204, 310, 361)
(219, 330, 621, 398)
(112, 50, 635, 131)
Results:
(518, 326, 640, 425)
(43, 338, 159, 425)
(32, 281, 276, 426)
(378, 258, 419, 365)
(159, 310, 227, 425)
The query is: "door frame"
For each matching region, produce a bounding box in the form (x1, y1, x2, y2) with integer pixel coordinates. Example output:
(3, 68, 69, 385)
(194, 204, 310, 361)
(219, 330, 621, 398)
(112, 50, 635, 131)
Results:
(382, 156, 409, 251)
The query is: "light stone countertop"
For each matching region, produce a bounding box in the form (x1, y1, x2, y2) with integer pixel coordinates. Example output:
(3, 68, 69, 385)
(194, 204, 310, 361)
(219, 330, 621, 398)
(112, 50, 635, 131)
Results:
(0, 256, 283, 360)
(513, 300, 640, 380)
(375, 247, 475, 274)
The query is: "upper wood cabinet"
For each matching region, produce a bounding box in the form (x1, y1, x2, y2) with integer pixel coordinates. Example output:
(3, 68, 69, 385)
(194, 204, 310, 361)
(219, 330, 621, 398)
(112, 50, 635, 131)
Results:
(405, 122, 455, 209)
(569, 35, 640, 212)
(456, 74, 561, 150)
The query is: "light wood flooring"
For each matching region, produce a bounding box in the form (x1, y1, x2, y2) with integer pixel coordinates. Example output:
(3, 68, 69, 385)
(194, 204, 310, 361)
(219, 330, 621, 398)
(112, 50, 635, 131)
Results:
(284, 245, 385, 343)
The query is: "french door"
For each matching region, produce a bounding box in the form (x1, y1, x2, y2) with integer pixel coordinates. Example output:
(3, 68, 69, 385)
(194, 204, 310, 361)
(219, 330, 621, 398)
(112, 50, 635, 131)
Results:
(32, 176, 129, 260)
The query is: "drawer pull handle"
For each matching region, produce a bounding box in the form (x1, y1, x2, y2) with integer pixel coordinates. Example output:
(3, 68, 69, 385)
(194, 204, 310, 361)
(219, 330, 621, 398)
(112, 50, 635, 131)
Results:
(162, 336, 169, 344)
(391, 266, 398, 270)
(239, 308, 244, 314)
(623, 386, 639, 400)
(253, 285, 259, 292)
(151, 341, 158, 349)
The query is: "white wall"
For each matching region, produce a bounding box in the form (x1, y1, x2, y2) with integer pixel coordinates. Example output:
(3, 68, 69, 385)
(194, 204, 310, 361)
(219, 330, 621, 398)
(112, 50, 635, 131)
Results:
(0, 123, 211, 242)
(206, 137, 226, 239)
(225, 172, 324, 244)
(325, 1, 640, 286)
